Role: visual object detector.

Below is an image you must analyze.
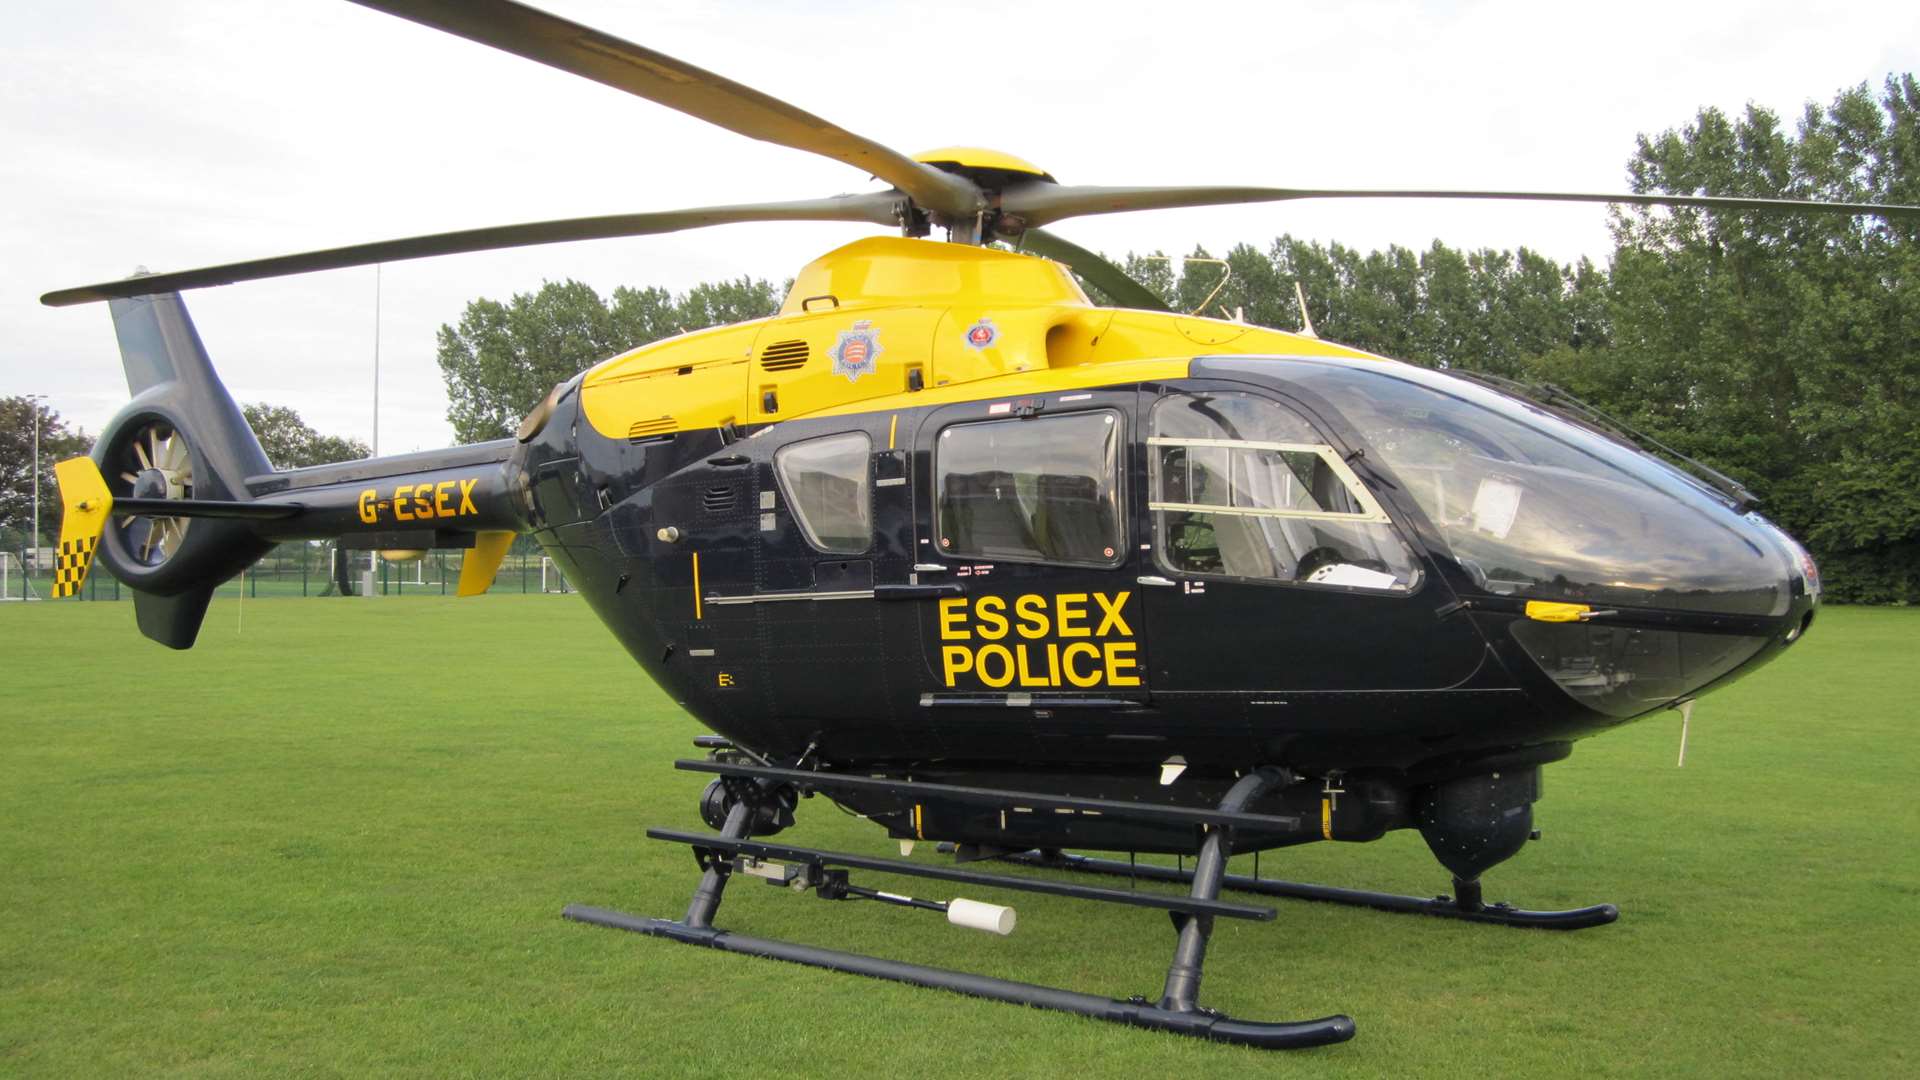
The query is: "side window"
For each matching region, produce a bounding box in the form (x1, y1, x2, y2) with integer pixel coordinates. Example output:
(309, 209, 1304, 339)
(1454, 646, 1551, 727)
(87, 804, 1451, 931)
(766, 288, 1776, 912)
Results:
(936, 411, 1123, 567)
(1150, 392, 1420, 592)
(776, 431, 872, 553)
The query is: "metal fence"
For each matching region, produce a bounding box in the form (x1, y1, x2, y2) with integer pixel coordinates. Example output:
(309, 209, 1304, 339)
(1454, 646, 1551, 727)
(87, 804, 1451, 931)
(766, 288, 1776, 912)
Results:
(2, 537, 572, 603)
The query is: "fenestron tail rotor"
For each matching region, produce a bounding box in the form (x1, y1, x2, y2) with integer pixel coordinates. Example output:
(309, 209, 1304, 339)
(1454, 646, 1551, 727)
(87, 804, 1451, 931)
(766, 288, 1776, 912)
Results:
(111, 421, 195, 568)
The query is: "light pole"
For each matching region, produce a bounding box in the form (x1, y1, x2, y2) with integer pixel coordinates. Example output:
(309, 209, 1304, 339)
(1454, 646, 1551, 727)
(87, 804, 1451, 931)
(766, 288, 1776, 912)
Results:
(370, 264, 382, 592)
(25, 393, 47, 572)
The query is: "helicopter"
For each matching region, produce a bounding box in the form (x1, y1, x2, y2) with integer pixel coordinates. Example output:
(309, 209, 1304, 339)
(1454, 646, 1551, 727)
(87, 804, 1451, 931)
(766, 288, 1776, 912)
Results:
(42, 0, 1920, 1052)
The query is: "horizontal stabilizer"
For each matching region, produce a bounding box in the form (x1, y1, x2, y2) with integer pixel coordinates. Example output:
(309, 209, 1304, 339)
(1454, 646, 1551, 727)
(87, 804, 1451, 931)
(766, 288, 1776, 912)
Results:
(112, 497, 301, 521)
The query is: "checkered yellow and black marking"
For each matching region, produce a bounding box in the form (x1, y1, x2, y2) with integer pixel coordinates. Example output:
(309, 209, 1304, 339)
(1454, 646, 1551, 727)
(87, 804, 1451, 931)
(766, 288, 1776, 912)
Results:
(51, 536, 99, 599)
(52, 456, 114, 599)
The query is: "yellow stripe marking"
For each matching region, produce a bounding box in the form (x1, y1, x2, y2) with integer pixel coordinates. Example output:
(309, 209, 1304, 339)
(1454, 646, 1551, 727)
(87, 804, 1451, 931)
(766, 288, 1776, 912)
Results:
(692, 551, 702, 620)
(888, 413, 898, 449)
(913, 803, 924, 840)
(1320, 798, 1333, 840)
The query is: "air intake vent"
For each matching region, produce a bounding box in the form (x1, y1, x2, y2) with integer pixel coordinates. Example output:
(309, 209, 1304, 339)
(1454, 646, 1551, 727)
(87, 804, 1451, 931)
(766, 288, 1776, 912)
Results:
(627, 416, 676, 442)
(759, 339, 809, 372)
(701, 485, 738, 515)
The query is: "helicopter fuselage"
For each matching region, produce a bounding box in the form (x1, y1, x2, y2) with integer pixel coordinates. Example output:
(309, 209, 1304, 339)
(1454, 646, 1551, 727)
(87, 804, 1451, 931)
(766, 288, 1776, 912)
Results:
(493, 238, 1817, 783)
(115, 234, 1812, 858)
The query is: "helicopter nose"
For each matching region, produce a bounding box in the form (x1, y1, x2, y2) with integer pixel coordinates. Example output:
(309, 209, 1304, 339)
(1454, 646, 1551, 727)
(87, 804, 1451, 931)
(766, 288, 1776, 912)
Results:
(1502, 508, 1816, 720)
(1249, 357, 1819, 721)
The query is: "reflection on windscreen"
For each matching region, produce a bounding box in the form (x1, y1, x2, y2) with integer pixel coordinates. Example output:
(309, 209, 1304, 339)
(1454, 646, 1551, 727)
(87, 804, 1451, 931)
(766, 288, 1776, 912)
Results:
(1271, 360, 1793, 616)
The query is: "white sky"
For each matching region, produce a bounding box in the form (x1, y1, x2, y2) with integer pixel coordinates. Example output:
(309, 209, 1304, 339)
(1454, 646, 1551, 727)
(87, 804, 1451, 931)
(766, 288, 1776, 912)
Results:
(5, 0, 1916, 453)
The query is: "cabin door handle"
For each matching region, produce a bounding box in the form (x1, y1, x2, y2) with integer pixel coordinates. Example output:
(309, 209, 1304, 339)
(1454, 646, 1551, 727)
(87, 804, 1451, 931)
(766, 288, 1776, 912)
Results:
(873, 583, 964, 601)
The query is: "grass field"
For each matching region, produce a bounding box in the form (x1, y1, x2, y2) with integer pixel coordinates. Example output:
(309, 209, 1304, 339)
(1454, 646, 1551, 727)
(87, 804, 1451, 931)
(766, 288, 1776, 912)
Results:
(3, 596, 1915, 1077)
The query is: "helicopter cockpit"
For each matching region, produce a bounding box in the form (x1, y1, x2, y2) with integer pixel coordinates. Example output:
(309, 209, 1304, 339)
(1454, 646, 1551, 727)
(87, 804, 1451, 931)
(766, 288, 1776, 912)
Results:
(1148, 389, 1423, 591)
(1197, 356, 1816, 718)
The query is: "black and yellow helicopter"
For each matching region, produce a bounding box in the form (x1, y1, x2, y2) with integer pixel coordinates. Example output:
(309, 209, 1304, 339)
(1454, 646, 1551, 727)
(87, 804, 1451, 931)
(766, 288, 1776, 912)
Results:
(43, 0, 1920, 1051)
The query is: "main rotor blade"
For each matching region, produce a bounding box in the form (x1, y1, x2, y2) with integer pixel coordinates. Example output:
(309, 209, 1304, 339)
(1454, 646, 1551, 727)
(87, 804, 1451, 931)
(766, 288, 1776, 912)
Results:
(1018, 228, 1169, 312)
(40, 193, 902, 307)
(1002, 184, 1920, 228)
(351, 0, 983, 219)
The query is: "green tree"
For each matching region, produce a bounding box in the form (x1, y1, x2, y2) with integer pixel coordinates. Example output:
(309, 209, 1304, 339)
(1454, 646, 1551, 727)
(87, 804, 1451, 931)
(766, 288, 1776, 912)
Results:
(0, 396, 91, 551)
(242, 403, 370, 470)
(438, 277, 781, 443)
(1595, 76, 1920, 601)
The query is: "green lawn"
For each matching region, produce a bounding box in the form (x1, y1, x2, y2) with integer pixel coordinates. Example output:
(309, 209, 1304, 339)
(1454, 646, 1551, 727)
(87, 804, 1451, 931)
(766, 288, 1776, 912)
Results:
(2, 597, 1914, 1077)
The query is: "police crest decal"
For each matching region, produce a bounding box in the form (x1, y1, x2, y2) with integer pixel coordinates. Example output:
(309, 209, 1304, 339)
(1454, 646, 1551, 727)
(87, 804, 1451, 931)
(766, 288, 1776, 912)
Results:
(830, 319, 882, 383)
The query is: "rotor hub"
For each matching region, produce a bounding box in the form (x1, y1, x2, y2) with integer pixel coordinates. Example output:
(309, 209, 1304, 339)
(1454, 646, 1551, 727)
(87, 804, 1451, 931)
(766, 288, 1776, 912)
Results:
(131, 468, 171, 501)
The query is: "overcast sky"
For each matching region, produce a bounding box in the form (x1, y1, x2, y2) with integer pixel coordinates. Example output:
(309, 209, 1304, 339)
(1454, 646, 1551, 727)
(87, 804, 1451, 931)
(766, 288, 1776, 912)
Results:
(5, 0, 1916, 453)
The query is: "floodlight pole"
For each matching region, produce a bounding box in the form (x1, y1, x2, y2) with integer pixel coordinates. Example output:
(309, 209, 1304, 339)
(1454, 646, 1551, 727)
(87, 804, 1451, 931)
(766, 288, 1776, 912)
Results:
(372, 264, 381, 459)
(370, 265, 382, 587)
(27, 394, 46, 570)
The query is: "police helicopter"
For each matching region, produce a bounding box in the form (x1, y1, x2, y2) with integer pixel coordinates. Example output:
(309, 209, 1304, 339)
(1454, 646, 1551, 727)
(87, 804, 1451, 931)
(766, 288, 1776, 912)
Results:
(43, 0, 1920, 1051)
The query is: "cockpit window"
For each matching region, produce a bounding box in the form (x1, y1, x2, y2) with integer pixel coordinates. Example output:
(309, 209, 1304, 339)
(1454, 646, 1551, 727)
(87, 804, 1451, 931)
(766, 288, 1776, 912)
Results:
(1260, 358, 1795, 617)
(1149, 392, 1421, 591)
(776, 431, 872, 554)
(936, 411, 1123, 567)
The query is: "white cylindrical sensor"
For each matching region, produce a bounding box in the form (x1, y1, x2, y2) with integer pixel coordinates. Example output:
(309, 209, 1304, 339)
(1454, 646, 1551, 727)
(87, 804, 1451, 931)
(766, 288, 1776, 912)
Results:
(946, 897, 1016, 936)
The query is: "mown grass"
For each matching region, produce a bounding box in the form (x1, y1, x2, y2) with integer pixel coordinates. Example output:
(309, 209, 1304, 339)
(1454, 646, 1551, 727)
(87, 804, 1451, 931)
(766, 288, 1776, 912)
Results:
(2, 597, 1914, 1077)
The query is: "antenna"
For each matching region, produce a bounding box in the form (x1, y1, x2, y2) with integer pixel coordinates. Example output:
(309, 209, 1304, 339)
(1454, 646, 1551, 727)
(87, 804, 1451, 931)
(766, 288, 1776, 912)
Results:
(1136, 254, 1234, 317)
(1293, 281, 1319, 339)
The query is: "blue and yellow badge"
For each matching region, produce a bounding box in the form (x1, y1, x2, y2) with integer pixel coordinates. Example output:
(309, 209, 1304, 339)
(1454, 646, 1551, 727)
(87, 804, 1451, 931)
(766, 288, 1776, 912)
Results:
(830, 319, 882, 383)
(964, 317, 997, 350)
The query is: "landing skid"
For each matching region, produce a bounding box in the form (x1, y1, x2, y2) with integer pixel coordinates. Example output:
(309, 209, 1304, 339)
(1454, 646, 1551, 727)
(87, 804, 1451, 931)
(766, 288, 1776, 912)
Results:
(983, 849, 1619, 930)
(566, 766, 1355, 1050)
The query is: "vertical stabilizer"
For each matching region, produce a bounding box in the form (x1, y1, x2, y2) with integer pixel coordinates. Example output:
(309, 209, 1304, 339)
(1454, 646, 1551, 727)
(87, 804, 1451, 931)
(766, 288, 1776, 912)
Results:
(107, 290, 272, 498)
(87, 289, 276, 647)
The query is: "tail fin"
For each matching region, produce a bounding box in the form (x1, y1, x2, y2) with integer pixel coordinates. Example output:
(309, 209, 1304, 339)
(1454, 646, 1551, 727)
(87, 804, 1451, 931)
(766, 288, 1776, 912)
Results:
(58, 284, 529, 648)
(84, 290, 276, 647)
(108, 288, 272, 494)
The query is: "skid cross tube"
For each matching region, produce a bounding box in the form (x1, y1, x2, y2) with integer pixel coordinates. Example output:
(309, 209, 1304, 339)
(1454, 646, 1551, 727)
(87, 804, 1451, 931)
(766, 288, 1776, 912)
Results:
(645, 828, 1274, 921)
(1160, 769, 1270, 1012)
(992, 850, 1619, 930)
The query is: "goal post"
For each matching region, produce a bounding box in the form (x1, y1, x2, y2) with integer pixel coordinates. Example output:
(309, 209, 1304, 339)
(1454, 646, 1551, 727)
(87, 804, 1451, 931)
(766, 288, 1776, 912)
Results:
(540, 556, 572, 594)
(0, 551, 41, 601)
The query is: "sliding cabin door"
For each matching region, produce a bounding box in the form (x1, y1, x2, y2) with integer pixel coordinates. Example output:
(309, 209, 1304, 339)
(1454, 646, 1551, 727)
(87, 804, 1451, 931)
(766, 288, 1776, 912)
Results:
(911, 391, 1157, 760)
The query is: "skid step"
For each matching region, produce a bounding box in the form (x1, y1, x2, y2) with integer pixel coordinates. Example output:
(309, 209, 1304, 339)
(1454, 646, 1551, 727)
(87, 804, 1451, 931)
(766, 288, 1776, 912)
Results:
(646, 827, 1274, 921)
(983, 849, 1619, 930)
(674, 758, 1304, 833)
